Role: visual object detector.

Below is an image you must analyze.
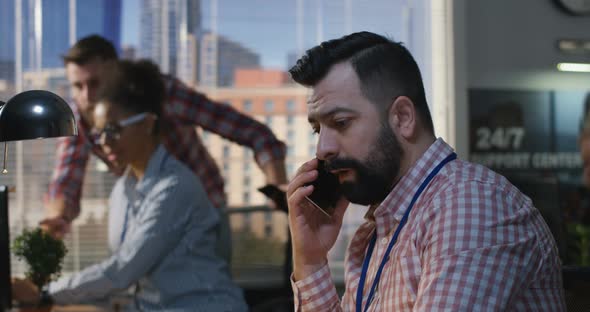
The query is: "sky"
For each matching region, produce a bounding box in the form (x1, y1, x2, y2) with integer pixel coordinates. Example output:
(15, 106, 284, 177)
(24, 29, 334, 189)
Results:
(121, 0, 140, 47)
(121, 0, 410, 69)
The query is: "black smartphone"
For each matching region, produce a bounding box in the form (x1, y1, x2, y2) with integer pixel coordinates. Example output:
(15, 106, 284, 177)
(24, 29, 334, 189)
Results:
(305, 160, 342, 217)
(258, 184, 288, 213)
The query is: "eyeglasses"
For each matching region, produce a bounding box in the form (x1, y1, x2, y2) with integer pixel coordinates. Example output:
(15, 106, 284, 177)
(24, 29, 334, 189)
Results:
(90, 112, 148, 145)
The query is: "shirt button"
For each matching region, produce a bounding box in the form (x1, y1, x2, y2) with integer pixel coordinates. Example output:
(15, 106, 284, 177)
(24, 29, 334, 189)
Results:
(381, 237, 388, 244)
(134, 200, 141, 206)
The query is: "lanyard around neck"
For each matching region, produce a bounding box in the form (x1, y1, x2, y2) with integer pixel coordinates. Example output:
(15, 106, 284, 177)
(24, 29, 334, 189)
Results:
(356, 152, 457, 312)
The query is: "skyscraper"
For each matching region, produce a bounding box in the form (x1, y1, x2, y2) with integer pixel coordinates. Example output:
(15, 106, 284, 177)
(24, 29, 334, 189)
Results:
(200, 32, 260, 87)
(5, 0, 122, 71)
(77, 0, 122, 53)
(0, 0, 15, 87)
(139, 0, 201, 82)
(0, 0, 15, 64)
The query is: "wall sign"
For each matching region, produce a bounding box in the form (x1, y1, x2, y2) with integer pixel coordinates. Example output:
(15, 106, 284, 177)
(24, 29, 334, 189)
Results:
(469, 89, 586, 172)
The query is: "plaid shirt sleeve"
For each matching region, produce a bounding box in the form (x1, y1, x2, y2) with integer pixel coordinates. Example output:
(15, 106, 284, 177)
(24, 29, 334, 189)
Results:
(164, 76, 286, 167)
(414, 179, 566, 311)
(291, 264, 342, 311)
(45, 128, 90, 221)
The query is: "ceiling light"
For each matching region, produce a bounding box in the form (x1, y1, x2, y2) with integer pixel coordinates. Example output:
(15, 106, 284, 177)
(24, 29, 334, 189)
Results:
(557, 62, 590, 72)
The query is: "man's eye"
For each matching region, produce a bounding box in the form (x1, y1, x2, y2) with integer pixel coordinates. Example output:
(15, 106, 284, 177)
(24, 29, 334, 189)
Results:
(310, 125, 320, 134)
(333, 119, 350, 130)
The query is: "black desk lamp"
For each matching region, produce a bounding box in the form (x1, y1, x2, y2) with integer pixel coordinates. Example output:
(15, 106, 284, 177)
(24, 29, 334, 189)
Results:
(0, 90, 77, 311)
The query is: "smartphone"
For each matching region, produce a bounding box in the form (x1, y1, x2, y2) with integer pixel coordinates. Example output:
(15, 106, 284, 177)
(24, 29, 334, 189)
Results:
(257, 184, 288, 213)
(305, 160, 342, 217)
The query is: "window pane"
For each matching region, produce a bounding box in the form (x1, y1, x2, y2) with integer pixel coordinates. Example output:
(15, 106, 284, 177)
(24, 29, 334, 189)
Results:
(286, 99, 296, 112)
(264, 100, 274, 112)
(243, 99, 252, 111)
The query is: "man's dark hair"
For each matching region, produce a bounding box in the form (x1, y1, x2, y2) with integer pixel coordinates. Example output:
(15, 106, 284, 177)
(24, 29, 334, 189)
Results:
(62, 34, 118, 65)
(289, 31, 434, 133)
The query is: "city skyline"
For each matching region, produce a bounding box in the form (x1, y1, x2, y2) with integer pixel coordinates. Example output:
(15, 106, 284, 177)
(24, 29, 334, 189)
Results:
(1, 0, 420, 71)
(122, 0, 410, 69)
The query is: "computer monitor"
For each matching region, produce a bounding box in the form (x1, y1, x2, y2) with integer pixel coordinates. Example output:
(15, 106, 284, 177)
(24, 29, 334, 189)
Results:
(0, 186, 11, 310)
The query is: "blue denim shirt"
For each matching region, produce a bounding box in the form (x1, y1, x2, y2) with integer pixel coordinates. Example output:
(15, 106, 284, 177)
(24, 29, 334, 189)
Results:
(48, 145, 247, 311)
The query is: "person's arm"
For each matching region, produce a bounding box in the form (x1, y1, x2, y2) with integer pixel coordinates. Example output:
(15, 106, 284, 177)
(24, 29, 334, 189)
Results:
(42, 133, 90, 238)
(290, 264, 342, 312)
(414, 181, 566, 311)
(165, 77, 288, 184)
(287, 159, 348, 311)
(47, 175, 213, 304)
(261, 158, 288, 186)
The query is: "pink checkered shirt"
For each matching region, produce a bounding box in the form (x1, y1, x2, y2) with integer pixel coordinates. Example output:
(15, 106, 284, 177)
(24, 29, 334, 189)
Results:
(46, 75, 286, 220)
(293, 139, 565, 311)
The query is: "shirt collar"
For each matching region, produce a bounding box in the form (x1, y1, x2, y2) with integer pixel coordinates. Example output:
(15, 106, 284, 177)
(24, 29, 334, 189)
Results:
(124, 144, 168, 196)
(371, 138, 454, 236)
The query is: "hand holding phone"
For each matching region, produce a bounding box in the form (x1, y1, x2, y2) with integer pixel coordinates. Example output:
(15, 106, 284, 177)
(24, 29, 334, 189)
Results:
(288, 158, 347, 282)
(305, 160, 342, 217)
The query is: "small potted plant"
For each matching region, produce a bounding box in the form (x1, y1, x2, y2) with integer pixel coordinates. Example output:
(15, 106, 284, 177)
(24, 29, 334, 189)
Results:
(12, 228, 67, 311)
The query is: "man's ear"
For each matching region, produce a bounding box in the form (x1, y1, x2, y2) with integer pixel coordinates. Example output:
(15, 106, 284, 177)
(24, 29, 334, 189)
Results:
(387, 96, 416, 140)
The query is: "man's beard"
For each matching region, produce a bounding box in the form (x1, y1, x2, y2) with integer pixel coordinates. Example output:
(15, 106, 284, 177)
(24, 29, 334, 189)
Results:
(325, 122, 403, 205)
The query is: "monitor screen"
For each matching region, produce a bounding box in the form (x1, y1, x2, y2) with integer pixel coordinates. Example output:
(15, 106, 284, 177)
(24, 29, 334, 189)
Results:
(0, 185, 11, 310)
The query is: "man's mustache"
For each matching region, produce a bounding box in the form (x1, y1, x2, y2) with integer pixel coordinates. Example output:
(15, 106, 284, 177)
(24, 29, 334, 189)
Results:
(324, 158, 364, 172)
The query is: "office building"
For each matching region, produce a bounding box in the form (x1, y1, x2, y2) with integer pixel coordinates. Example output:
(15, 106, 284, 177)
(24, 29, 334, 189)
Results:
(0, 0, 15, 83)
(198, 68, 308, 240)
(199, 32, 260, 87)
(139, 0, 201, 83)
(1, 0, 121, 72)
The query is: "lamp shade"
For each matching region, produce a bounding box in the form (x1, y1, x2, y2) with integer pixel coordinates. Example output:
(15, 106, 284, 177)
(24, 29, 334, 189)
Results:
(0, 90, 77, 142)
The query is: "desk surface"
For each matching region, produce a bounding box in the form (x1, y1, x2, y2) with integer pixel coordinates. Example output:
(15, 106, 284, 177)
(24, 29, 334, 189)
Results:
(10, 307, 106, 312)
(52, 307, 107, 312)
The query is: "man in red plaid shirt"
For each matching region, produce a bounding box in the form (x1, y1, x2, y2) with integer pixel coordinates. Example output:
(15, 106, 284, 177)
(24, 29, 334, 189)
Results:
(41, 35, 288, 253)
(286, 32, 565, 311)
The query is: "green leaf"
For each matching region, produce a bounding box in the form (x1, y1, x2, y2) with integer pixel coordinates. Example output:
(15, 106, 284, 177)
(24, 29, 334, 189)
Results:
(12, 228, 67, 289)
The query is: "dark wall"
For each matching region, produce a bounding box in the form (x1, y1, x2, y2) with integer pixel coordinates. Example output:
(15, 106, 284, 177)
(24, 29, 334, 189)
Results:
(465, 0, 590, 90)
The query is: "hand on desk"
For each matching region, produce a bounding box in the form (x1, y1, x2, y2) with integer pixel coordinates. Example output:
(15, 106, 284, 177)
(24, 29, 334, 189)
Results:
(11, 278, 41, 305)
(13, 279, 110, 312)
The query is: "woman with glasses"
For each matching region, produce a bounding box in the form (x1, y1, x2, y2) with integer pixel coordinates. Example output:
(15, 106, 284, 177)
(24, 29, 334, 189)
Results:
(12, 60, 248, 311)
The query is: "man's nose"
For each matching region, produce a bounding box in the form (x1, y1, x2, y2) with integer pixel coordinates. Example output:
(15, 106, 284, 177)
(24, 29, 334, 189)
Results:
(75, 86, 89, 104)
(100, 136, 114, 152)
(94, 132, 107, 146)
(315, 129, 339, 161)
